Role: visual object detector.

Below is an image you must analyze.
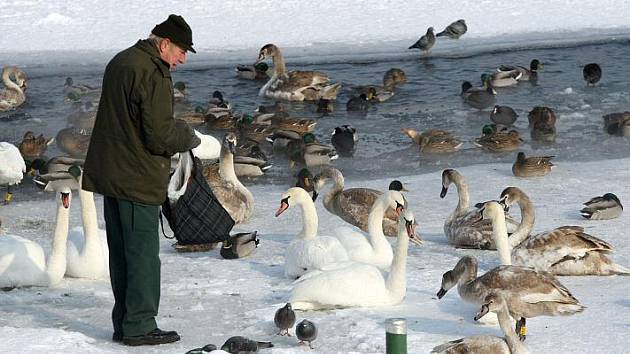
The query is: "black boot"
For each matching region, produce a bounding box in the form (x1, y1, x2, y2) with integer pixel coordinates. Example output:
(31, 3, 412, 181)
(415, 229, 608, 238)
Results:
(122, 328, 180, 346)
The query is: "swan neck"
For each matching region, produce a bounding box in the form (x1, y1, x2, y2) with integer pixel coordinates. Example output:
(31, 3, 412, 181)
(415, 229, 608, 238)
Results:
(271, 49, 287, 75)
(386, 227, 409, 295)
(367, 197, 390, 248)
(297, 194, 318, 239)
(457, 258, 478, 285)
(323, 172, 344, 209)
(509, 195, 535, 248)
(497, 304, 529, 354)
(491, 209, 512, 266)
(2, 68, 22, 93)
(220, 146, 254, 210)
(46, 194, 71, 285)
(78, 188, 101, 257)
(452, 174, 470, 216)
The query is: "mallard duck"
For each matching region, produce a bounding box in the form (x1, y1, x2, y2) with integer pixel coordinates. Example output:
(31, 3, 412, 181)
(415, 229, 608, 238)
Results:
(172, 81, 187, 101)
(256, 44, 341, 101)
(0, 66, 28, 111)
(352, 69, 405, 103)
(402, 128, 461, 154)
(482, 71, 522, 88)
(176, 106, 207, 125)
(383, 68, 407, 88)
(408, 27, 436, 54)
(346, 94, 370, 111)
(498, 59, 542, 82)
(266, 129, 303, 153)
(204, 137, 271, 178)
(461, 81, 497, 110)
(331, 125, 357, 157)
(316, 98, 334, 114)
(220, 232, 260, 259)
(206, 111, 240, 131)
(474, 125, 522, 152)
(295, 168, 315, 193)
(29, 156, 85, 176)
(0, 142, 26, 204)
(435, 19, 467, 39)
(18, 131, 54, 160)
(581, 193, 623, 220)
(603, 112, 630, 136)
(271, 115, 316, 134)
(528, 106, 556, 127)
(235, 62, 271, 80)
(287, 133, 338, 168)
(490, 105, 518, 126)
(63, 77, 98, 102)
(353, 85, 394, 103)
(237, 121, 275, 144)
(66, 104, 97, 133)
(207, 90, 231, 110)
(512, 152, 554, 177)
(56, 127, 91, 158)
(202, 133, 254, 224)
(528, 106, 557, 142)
(583, 63, 602, 85)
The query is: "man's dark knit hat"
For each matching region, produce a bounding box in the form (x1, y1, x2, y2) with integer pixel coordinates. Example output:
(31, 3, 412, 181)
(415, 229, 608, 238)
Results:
(152, 14, 196, 53)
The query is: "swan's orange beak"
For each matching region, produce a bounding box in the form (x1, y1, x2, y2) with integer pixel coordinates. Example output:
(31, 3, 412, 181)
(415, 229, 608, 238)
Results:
(61, 192, 70, 209)
(275, 200, 289, 217)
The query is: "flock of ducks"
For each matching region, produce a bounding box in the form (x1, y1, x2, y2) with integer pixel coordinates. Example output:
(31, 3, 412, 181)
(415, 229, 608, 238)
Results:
(0, 30, 627, 352)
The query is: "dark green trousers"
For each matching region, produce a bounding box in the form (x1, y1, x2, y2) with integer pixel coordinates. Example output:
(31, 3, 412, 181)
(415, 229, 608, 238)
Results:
(104, 196, 160, 336)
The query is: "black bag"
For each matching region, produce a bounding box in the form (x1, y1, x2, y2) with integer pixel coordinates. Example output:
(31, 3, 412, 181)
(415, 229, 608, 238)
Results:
(161, 151, 234, 245)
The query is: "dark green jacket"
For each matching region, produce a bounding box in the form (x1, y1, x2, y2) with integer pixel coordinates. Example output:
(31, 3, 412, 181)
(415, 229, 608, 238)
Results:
(82, 40, 200, 205)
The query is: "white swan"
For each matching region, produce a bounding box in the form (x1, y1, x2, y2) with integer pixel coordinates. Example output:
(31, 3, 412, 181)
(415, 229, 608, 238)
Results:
(333, 190, 414, 271)
(432, 294, 531, 354)
(0, 142, 26, 204)
(275, 187, 349, 279)
(191, 129, 220, 160)
(0, 172, 77, 288)
(288, 209, 416, 310)
(440, 169, 517, 249)
(494, 187, 630, 275)
(0, 66, 28, 111)
(65, 184, 109, 279)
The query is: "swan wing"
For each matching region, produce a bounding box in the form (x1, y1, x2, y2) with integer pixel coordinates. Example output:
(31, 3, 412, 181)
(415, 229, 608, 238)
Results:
(333, 226, 373, 256)
(0, 235, 46, 288)
(285, 236, 349, 279)
(482, 266, 580, 305)
(431, 335, 509, 354)
(192, 130, 221, 160)
(289, 263, 388, 308)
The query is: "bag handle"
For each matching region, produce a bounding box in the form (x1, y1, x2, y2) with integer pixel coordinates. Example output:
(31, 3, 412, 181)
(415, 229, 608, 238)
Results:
(160, 149, 197, 240)
(159, 209, 175, 239)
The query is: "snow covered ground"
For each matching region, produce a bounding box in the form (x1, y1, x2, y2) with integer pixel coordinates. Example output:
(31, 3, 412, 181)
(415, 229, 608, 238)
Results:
(2, 1, 630, 353)
(2, 0, 630, 64)
(1, 158, 629, 353)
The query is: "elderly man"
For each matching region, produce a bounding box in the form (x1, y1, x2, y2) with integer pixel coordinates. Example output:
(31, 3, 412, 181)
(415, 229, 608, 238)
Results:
(82, 14, 200, 346)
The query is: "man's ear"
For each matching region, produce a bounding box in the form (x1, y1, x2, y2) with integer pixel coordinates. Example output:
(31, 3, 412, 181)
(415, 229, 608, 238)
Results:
(158, 38, 171, 53)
